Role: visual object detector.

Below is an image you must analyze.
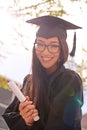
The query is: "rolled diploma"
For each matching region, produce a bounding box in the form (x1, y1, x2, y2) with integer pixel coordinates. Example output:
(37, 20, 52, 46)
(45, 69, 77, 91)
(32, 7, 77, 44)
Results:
(8, 81, 40, 121)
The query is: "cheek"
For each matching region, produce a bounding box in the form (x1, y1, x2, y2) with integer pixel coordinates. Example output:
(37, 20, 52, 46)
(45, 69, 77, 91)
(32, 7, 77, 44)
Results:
(54, 52, 60, 61)
(36, 50, 40, 59)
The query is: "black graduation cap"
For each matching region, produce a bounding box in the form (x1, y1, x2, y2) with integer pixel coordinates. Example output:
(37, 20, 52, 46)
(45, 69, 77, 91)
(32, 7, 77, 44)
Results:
(26, 15, 82, 57)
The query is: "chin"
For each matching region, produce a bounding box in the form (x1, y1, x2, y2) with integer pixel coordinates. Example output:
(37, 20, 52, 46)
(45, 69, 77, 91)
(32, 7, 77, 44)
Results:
(41, 63, 54, 69)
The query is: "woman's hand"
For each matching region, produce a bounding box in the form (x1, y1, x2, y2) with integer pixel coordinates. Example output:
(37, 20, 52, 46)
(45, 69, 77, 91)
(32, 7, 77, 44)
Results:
(19, 96, 39, 125)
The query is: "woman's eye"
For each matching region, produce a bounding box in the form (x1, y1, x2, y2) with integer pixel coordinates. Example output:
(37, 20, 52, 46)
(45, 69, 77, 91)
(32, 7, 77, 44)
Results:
(38, 44, 44, 47)
(51, 45, 58, 48)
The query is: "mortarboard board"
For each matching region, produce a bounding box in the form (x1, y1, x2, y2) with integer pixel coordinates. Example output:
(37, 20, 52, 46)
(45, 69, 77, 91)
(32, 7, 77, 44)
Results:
(26, 15, 82, 56)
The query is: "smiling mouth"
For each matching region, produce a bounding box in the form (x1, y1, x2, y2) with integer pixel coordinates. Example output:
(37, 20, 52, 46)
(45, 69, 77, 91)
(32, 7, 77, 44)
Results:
(41, 56, 53, 62)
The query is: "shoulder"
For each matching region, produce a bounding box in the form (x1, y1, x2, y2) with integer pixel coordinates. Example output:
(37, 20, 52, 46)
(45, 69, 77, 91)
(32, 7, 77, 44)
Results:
(21, 74, 32, 91)
(23, 74, 32, 85)
(21, 74, 32, 95)
(52, 67, 82, 88)
(54, 68, 83, 92)
(61, 68, 83, 91)
(62, 68, 82, 82)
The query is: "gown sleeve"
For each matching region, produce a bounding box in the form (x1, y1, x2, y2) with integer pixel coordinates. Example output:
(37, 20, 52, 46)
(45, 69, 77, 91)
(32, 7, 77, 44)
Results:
(44, 71, 83, 130)
(2, 75, 33, 130)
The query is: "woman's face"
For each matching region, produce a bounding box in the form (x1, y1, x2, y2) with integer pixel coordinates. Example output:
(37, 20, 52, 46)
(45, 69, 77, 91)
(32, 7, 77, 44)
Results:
(35, 37, 61, 74)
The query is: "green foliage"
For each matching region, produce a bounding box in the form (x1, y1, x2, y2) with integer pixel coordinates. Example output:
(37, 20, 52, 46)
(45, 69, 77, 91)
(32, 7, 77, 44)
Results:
(14, 0, 87, 18)
(0, 76, 10, 90)
(16, 0, 68, 17)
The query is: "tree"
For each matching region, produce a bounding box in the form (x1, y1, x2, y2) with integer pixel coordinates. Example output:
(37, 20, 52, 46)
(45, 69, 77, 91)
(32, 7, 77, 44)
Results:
(77, 49, 87, 85)
(9, 0, 87, 18)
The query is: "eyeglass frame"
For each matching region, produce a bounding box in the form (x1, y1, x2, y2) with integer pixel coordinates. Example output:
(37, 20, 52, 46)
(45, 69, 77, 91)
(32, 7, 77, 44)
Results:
(34, 42, 60, 54)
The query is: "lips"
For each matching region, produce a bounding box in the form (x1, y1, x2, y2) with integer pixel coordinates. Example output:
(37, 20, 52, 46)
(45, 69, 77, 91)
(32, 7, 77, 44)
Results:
(41, 56, 52, 62)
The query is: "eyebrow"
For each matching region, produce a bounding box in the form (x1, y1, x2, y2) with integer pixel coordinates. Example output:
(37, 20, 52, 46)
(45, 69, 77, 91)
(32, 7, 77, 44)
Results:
(37, 39, 59, 44)
(50, 41, 59, 44)
(37, 39, 44, 43)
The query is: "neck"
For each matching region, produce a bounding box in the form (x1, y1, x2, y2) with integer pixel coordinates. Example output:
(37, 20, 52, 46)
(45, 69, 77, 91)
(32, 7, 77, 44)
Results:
(46, 64, 58, 75)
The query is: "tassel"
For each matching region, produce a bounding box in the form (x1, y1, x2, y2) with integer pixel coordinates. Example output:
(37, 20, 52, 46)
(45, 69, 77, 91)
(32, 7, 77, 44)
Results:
(70, 32, 76, 57)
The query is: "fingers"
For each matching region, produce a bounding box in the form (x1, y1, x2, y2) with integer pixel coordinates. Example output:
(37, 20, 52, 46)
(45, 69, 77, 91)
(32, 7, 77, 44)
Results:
(19, 100, 33, 112)
(24, 109, 39, 124)
(32, 109, 39, 119)
(25, 96, 30, 101)
(19, 99, 38, 124)
(19, 100, 34, 117)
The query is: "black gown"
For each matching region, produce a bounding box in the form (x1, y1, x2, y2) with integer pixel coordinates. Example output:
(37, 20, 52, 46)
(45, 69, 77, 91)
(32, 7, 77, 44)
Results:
(2, 66, 83, 130)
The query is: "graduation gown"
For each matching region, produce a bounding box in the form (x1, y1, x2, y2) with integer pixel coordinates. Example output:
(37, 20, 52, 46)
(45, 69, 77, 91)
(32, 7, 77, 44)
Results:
(2, 66, 83, 130)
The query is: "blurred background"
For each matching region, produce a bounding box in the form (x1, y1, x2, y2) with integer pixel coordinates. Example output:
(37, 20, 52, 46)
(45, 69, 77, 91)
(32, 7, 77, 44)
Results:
(0, 0, 87, 130)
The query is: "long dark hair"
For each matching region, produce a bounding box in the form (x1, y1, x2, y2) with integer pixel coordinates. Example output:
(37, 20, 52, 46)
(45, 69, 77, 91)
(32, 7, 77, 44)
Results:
(30, 35, 69, 126)
(31, 47, 49, 126)
(57, 31, 69, 67)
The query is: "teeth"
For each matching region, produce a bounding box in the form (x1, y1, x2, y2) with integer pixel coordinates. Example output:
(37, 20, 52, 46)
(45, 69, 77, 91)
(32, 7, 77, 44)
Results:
(42, 57, 52, 61)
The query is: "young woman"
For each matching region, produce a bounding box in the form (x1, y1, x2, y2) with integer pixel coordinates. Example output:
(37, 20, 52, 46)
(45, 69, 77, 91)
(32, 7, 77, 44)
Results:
(3, 15, 83, 130)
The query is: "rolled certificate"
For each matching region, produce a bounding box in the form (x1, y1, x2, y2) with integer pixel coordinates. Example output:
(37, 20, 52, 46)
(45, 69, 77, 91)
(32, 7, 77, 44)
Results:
(8, 81, 40, 121)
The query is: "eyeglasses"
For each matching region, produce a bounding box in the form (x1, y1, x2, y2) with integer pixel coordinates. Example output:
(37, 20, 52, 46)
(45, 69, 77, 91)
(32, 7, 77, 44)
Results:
(34, 42, 60, 53)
